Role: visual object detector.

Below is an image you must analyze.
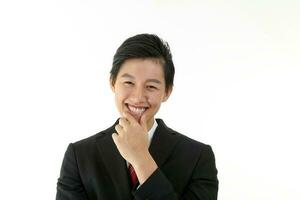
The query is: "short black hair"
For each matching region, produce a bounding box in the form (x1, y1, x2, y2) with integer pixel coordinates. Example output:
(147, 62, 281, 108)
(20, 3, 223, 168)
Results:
(110, 33, 175, 92)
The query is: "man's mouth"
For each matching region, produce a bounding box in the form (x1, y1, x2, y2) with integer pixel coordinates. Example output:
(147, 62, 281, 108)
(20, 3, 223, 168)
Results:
(125, 103, 148, 121)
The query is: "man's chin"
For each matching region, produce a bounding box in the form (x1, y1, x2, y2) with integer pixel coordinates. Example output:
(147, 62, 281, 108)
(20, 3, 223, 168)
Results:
(132, 113, 142, 123)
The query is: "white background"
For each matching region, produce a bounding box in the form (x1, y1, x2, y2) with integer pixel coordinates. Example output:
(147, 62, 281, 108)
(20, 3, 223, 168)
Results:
(0, 0, 299, 199)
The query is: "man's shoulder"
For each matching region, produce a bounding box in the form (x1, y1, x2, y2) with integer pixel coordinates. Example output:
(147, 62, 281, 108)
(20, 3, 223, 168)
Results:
(179, 131, 209, 147)
(156, 119, 211, 151)
(174, 130, 211, 153)
(157, 119, 206, 143)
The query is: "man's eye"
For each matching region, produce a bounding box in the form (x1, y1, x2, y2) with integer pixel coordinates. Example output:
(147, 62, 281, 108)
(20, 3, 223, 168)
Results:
(147, 85, 157, 90)
(124, 81, 133, 85)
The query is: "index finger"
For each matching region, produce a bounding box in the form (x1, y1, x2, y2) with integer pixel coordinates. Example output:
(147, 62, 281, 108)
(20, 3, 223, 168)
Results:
(119, 117, 130, 127)
(122, 111, 138, 125)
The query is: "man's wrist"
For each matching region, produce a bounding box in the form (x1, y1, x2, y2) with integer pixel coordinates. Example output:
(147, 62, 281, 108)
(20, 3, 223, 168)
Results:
(133, 151, 158, 185)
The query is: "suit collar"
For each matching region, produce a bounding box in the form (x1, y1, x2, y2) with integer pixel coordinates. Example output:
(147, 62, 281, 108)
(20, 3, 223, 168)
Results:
(149, 119, 181, 167)
(95, 119, 180, 198)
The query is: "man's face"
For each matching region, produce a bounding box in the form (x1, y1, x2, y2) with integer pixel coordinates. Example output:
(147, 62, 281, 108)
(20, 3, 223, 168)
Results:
(110, 58, 172, 130)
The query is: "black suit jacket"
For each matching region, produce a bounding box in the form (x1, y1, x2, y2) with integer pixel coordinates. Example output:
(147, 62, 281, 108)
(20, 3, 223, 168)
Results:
(56, 119, 218, 200)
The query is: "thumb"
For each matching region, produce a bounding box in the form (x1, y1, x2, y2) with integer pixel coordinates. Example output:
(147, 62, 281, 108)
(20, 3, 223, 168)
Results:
(140, 113, 148, 130)
(112, 133, 119, 145)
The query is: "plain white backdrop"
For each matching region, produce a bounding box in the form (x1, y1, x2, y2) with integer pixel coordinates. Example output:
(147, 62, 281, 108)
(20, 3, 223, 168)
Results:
(0, 0, 299, 199)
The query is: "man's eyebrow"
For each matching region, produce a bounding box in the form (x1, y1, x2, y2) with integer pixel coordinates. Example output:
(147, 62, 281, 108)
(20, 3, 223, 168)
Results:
(120, 73, 161, 84)
(146, 79, 162, 84)
(120, 73, 135, 79)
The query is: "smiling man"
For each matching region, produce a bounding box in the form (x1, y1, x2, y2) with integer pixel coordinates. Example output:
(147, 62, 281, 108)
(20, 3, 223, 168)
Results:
(56, 34, 218, 200)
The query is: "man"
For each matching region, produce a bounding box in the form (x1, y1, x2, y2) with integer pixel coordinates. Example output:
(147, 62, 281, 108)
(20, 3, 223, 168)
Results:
(56, 33, 218, 200)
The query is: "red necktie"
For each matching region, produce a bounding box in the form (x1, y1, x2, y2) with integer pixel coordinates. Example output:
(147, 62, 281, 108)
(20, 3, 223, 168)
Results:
(128, 163, 139, 188)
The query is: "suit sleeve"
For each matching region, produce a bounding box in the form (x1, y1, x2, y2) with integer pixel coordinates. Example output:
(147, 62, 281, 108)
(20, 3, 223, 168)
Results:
(56, 144, 89, 200)
(133, 145, 218, 200)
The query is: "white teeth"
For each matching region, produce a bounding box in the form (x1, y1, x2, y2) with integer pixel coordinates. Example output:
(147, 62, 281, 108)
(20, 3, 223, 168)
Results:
(128, 105, 146, 114)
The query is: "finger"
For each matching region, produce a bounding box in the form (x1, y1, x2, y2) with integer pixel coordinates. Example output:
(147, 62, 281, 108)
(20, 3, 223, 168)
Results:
(119, 117, 129, 128)
(115, 124, 124, 136)
(123, 111, 138, 125)
(112, 133, 119, 145)
(140, 112, 148, 129)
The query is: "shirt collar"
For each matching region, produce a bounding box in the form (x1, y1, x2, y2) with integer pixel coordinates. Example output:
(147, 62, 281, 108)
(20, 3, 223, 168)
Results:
(148, 119, 158, 144)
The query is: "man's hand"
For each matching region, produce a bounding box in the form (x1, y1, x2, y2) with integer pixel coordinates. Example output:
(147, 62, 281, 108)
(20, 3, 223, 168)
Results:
(112, 112, 158, 185)
(112, 111, 149, 165)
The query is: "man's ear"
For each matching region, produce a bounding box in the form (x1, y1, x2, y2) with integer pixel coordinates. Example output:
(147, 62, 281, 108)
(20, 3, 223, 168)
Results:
(162, 86, 173, 102)
(109, 78, 115, 93)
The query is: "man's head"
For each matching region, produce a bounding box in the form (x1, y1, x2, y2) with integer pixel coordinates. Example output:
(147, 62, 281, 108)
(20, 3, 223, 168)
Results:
(110, 34, 175, 129)
(110, 34, 175, 93)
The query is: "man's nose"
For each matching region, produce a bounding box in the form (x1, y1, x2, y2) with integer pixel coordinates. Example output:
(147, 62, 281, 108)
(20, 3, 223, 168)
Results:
(131, 86, 147, 102)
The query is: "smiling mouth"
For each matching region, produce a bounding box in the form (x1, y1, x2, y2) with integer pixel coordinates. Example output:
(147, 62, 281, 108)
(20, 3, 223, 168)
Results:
(125, 103, 148, 121)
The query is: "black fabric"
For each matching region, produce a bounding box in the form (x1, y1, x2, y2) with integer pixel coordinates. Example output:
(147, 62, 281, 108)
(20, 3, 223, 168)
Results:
(56, 119, 218, 200)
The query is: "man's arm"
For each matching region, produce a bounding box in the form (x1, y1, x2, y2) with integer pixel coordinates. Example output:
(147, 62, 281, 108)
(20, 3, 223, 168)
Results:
(56, 144, 88, 200)
(133, 145, 218, 200)
(112, 112, 218, 199)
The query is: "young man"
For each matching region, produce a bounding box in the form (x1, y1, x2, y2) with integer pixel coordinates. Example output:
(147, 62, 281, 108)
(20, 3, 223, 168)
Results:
(56, 34, 218, 200)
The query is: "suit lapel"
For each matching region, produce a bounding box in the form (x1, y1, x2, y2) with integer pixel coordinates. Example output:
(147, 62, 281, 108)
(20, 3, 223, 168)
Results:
(149, 119, 181, 167)
(95, 119, 180, 198)
(96, 122, 132, 199)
